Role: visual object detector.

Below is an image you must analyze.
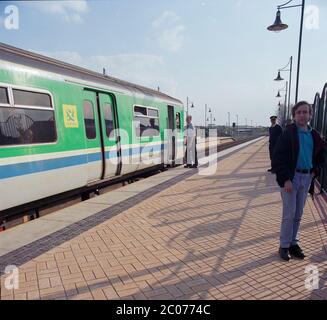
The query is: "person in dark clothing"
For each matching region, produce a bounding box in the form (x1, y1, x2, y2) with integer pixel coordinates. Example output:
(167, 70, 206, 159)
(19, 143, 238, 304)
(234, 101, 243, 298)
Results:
(272, 101, 325, 261)
(268, 116, 282, 172)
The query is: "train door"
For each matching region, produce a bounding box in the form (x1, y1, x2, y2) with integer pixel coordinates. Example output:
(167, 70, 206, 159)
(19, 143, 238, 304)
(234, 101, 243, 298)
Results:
(82, 90, 103, 183)
(98, 92, 122, 178)
(167, 105, 176, 164)
(82, 89, 121, 183)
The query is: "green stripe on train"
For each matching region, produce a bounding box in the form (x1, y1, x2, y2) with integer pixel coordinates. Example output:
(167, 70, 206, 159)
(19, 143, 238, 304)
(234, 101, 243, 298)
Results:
(0, 67, 184, 159)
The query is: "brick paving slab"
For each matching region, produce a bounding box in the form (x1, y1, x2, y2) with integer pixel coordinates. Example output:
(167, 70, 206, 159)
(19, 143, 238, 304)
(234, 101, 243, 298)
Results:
(1, 137, 327, 300)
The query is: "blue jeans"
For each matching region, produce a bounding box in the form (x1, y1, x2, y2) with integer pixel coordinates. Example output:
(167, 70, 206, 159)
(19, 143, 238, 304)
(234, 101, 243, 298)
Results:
(280, 172, 312, 248)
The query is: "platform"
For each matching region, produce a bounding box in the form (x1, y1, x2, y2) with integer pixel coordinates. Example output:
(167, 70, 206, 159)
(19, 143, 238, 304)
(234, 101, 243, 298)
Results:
(1, 137, 327, 300)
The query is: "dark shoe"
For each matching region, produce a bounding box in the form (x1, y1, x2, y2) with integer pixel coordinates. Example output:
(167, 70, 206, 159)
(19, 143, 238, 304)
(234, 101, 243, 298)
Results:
(191, 165, 198, 168)
(279, 247, 291, 261)
(267, 168, 272, 172)
(184, 165, 191, 168)
(289, 245, 305, 259)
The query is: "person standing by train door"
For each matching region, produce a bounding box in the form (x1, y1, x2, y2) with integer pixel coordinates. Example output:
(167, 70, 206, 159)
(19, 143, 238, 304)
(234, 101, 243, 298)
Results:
(268, 116, 282, 172)
(184, 115, 198, 168)
(272, 101, 325, 261)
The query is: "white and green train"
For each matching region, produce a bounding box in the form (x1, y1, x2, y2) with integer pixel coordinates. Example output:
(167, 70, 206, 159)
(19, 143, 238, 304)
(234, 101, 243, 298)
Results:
(0, 43, 184, 216)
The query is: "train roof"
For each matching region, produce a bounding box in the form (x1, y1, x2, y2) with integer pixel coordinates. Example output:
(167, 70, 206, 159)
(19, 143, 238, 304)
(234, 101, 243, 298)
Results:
(0, 42, 183, 106)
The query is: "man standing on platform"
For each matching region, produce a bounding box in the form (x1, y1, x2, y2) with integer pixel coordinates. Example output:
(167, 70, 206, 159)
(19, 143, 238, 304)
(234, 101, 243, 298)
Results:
(268, 116, 282, 172)
(184, 115, 198, 168)
(272, 101, 325, 261)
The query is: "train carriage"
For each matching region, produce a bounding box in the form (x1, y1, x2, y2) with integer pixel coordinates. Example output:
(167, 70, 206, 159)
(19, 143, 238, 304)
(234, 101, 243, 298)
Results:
(0, 43, 184, 216)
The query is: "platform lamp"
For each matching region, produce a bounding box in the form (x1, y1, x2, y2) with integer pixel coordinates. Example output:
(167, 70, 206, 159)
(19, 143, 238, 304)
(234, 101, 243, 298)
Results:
(267, 0, 305, 103)
(205, 105, 211, 128)
(206, 112, 215, 127)
(273, 56, 293, 118)
(186, 97, 195, 119)
(276, 81, 288, 122)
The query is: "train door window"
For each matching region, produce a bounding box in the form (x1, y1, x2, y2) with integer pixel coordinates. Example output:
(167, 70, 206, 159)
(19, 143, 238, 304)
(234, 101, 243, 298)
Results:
(83, 100, 96, 139)
(103, 103, 114, 138)
(13, 89, 52, 108)
(0, 87, 9, 104)
(176, 112, 181, 130)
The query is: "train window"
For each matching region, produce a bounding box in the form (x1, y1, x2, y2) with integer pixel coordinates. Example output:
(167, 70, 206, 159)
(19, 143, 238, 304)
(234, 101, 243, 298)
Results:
(103, 103, 114, 138)
(176, 113, 181, 130)
(13, 89, 52, 108)
(135, 117, 146, 137)
(134, 106, 147, 116)
(148, 118, 159, 131)
(0, 107, 56, 146)
(134, 106, 160, 137)
(135, 117, 159, 137)
(83, 100, 96, 139)
(148, 109, 159, 117)
(0, 87, 9, 104)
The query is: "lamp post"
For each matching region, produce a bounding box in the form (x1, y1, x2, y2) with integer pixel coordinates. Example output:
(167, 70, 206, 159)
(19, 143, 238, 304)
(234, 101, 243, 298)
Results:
(205, 104, 207, 128)
(227, 112, 230, 135)
(207, 114, 215, 127)
(274, 56, 293, 115)
(211, 114, 215, 127)
(235, 114, 239, 136)
(205, 105, 211, 128)
(186, 97, 195, 118)
(276, 81, 288, 122)
(267, 0, 305, 103)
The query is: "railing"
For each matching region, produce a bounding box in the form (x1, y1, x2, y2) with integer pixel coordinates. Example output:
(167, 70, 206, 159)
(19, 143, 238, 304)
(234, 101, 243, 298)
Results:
(311, 82, 327, 193)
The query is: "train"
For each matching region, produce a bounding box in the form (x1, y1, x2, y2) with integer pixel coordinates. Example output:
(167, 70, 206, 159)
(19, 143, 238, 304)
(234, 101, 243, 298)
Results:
(0, 43, 185, 218)
(311, 83, 327, 192)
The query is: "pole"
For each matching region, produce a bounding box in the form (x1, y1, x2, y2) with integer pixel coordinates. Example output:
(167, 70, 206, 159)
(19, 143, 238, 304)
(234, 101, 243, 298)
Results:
(284, 81, 288, 125)
(288, 56, 292, 117)
(295, 0, 305, 103)
(228, 112, 230, 135)
(205, 104, 207, 128)
(236, 114, 238, 136)
(186, 96, 189, 118)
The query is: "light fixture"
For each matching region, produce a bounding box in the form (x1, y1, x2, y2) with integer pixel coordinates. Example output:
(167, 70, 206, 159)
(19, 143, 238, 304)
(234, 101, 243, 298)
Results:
(274, 71, 284, 81)
(267, 10, 288, 32)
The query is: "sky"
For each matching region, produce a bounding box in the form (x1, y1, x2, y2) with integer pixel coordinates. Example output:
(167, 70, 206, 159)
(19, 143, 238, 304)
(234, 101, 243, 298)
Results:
(0, 0, 326, 127)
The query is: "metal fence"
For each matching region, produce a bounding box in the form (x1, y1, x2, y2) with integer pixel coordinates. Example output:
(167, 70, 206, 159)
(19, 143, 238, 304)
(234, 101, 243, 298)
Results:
(311, 83, 327, 193)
